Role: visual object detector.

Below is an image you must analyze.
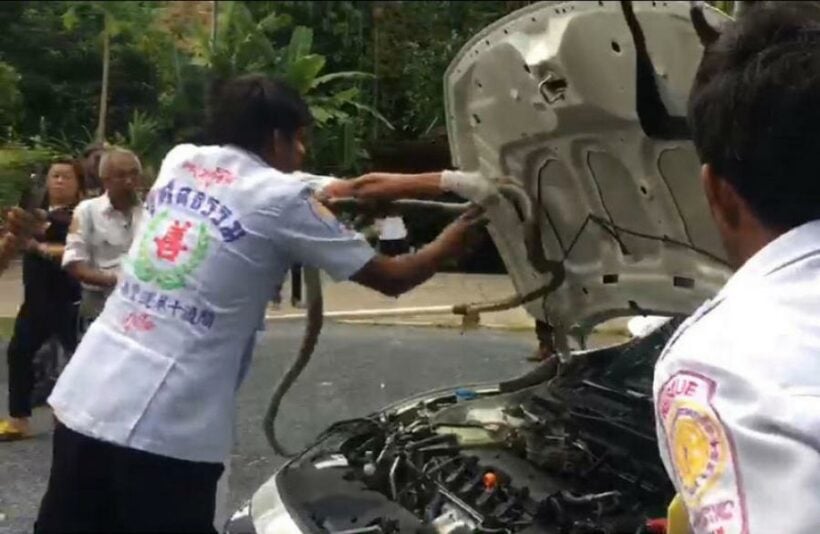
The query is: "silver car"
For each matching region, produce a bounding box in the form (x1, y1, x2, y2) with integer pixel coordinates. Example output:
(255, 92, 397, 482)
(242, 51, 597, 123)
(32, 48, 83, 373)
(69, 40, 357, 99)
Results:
(227, 1, 731, 532)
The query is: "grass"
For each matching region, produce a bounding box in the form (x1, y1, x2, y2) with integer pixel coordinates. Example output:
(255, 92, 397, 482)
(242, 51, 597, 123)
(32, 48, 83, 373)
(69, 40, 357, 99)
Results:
(0, 316, 14, 342)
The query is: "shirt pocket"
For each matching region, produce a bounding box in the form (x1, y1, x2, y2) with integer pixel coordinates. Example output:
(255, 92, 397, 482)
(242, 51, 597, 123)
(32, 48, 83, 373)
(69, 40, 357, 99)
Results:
(51, 330, 176, 444)
(94, 236, 128, 269)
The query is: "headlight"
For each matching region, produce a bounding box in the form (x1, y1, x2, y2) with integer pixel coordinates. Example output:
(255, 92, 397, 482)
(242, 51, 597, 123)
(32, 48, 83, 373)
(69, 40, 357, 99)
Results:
(226, 472, 304, 534)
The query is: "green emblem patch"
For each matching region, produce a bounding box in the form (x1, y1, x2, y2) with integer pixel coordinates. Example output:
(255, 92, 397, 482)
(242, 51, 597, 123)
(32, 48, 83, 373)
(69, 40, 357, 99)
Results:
(133, 210, 210, 290)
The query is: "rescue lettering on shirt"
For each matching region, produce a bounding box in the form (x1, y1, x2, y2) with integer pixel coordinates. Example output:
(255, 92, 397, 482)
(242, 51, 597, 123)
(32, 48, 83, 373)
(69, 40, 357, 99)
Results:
(123, 312, 156, 333)
(657, 371, 748, 534)
(659, 375, 703, 419)
(120, 279, 215, 330)
(155, 220, 192, 262)
(132, 210, 210, 291)
(182, 161, 236, 189)
(691, 500, 737, 532)
(145, 179, 246, 243)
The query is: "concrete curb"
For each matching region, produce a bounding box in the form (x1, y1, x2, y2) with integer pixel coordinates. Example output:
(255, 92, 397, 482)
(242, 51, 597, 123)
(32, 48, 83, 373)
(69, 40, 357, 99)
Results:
(333, 318, 536, 332)
(328, 318, 632, 336)
(263, 314, 632, 336)
(262, 314, 535, 332)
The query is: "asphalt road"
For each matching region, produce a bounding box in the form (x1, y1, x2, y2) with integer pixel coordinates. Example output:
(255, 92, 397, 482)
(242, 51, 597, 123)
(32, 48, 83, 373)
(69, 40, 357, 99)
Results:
(0, 324, 535, 534)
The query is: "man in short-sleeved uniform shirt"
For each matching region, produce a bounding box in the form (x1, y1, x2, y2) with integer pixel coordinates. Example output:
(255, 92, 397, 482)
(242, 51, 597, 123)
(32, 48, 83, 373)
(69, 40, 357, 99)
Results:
(654, 221, 820, 533)
(652, 5, 820, 533)
(36, 74, 488, 533)
(50, 143, 375, 463)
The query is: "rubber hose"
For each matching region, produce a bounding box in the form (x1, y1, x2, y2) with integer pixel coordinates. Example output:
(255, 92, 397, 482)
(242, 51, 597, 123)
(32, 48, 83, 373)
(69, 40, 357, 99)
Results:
(498, 354, 560, 394)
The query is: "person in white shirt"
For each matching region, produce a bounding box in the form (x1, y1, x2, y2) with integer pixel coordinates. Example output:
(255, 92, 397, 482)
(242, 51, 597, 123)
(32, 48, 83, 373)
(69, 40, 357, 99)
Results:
(376, 215, 409, 256)
(34, 74, 489, 533)
(0, 160, 85, 441)
(62, 148, 144, 336)
(653, 5, 820, 533)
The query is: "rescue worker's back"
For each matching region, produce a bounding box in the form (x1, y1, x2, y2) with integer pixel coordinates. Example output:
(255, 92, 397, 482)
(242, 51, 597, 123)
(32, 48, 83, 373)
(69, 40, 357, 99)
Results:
(653, 4, 820, 532)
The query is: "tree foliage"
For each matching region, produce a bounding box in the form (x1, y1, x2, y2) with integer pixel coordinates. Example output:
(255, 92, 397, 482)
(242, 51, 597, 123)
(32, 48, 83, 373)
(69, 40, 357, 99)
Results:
(0, 0, 737, 200)
(0, 61, 22, 132)
(155, 0, 390, 175)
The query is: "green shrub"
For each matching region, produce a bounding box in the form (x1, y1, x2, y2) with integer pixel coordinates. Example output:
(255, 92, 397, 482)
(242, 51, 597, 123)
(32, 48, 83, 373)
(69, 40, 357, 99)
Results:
(0, 145, 57, 213)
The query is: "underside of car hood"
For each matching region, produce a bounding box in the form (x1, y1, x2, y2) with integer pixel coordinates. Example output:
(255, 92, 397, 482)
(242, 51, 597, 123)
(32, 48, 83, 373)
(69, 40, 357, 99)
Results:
(444, 1, 733, 347)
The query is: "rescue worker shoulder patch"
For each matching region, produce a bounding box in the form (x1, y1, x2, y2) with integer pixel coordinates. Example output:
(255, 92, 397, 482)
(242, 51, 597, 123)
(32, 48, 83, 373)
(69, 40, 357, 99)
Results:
(307, 195, 353, 236)
(308, 195, 336, 221)
(658, 371, 748, 534)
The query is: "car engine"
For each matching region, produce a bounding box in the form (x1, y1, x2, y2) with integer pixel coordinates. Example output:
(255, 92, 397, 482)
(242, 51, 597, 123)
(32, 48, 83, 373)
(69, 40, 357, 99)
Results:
(277, 323, 678, 534)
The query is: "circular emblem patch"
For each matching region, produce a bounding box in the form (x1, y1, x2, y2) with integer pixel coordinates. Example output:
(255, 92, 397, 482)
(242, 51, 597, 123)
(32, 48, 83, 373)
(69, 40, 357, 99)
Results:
(669, 402, 728, 501)
(133, 210, 210, 290)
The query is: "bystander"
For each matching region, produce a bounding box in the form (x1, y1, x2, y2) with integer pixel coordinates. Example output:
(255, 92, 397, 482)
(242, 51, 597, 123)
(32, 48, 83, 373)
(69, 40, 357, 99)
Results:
(376, 215, 409, 256)
(0, 159, 85, 441)
(62, 148, 144, 338)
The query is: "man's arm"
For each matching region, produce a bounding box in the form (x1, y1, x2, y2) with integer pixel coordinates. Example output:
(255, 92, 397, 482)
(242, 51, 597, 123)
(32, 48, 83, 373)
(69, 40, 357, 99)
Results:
(62, 205, 117, 288)
(320, 170, 494, 204)
(26, 240, 67, 264)
(351, 207, 484, 297)
(323, 172, 443, 201)
(0, 233, 19, 274)
(0, 207, 43, 275)
(262, 189, 485, 299)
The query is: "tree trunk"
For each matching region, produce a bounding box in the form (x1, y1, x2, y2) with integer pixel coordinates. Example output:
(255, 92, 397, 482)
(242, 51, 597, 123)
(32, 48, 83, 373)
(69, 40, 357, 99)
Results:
(372, 2, 381, 140)
(210, 0, 218, 48)
(97, 14, 111, 143)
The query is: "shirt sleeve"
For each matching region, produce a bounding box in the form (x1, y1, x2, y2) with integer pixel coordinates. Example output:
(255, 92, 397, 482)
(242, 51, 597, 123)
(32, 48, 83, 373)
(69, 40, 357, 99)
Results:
(292, 171, 342, 193)
(264, 188, 375, 281)
(657, 362, 820, 534)
(62, 202, 92, 268)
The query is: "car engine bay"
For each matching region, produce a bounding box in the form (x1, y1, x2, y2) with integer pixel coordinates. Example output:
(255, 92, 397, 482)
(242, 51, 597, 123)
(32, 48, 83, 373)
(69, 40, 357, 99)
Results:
(274, 321, 680, 534)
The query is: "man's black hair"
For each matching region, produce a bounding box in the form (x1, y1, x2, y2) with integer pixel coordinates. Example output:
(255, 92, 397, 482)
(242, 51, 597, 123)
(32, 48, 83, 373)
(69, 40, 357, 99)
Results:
(688, 4, 820, 230)
(206, 74, 312, 157)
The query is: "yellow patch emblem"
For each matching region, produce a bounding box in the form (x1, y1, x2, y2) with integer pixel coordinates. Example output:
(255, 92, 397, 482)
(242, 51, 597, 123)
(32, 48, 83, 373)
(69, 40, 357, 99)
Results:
(669, 401, 728, 501)
(309, 196, 335, 220)
(658, 372, 748, 534)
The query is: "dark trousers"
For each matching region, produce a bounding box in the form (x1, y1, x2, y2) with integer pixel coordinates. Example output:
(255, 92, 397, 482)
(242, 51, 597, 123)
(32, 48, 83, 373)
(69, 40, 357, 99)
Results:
(7, 302, 78, 418)
(290, 264, 302, 304)
(36, 423, 224, 533)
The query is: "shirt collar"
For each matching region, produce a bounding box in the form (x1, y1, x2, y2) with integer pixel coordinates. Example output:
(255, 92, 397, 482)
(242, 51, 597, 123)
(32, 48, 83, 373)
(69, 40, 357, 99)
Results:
(100, 192, 142, 215)
(226, 144, 267, 168)
(717, 219, 820, 300)
(99, 192, 115, 214)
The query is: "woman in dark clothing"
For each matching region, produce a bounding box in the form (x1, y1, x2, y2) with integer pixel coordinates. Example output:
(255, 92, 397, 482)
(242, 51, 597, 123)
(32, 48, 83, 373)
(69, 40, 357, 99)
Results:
(0, 159, 84, 441)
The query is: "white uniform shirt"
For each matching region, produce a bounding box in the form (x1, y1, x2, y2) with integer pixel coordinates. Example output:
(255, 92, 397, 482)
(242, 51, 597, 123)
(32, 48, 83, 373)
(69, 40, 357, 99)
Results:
(654, 220, 820, 534)
(291, 170, 341, 192)
(377, 216, 408, 241)
(49, 144, 375, 463)
(62, 193, 144, 291)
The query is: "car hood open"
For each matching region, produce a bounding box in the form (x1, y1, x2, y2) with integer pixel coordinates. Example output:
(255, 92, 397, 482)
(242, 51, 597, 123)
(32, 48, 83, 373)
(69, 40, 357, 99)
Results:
(444, 0, 733, 346)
